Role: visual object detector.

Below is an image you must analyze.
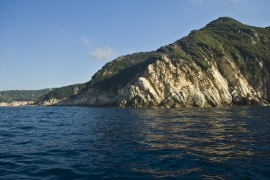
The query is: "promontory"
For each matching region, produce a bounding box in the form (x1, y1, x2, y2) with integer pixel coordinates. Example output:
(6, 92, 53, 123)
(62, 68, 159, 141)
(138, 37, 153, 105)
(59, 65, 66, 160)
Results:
(37, 17, 270, 108)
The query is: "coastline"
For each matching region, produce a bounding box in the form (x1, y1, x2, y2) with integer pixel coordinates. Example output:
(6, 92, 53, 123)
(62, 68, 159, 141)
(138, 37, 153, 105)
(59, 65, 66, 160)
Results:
(0, 101, 35, 107)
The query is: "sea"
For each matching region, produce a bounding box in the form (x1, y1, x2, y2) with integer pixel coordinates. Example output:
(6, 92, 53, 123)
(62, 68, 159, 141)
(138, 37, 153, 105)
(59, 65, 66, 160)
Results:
(0, 106, 270, 179)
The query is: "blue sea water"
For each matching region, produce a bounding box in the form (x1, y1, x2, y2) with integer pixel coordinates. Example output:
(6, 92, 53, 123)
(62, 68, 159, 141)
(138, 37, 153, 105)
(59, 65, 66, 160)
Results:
(0, 106, 270, 179)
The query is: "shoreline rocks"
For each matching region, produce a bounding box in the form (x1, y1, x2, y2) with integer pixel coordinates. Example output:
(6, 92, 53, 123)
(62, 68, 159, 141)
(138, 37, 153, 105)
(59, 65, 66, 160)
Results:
(0, 101, 34, 106)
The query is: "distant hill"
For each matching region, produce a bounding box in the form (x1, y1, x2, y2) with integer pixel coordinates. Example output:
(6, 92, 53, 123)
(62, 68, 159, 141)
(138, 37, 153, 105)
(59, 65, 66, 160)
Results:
(36, 84, 86, 105)
(0, 89, 53, 103)
(38, 17, 270, 108)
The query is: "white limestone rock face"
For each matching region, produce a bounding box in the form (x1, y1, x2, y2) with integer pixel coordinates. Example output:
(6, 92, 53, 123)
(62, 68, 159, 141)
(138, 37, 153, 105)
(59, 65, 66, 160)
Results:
(116, 54, 267, 108)
(42, 98, 63, 106)
(41, 54, 268, 108)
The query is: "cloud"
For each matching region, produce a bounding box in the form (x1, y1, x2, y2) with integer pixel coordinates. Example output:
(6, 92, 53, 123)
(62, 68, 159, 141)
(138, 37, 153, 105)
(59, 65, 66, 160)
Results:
(89, 46, 115, 60)
(81, 37, 92, 48)
(81, 36, 115, 60)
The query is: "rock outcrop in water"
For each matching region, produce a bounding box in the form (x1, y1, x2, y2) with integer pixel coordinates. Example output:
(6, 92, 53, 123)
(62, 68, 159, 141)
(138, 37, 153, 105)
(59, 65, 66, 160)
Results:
(38, 17, 270, 108)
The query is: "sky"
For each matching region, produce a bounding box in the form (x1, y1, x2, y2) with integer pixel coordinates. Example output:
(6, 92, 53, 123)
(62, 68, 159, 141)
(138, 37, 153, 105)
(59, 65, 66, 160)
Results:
(0, 0, 270, 91)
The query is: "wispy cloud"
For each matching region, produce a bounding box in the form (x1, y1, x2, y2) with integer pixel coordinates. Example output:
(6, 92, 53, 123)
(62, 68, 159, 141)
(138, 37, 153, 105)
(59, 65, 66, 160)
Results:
(89, 46, 115, 60)
(81, 36, 115, 60)
(81, 37, 92, 48)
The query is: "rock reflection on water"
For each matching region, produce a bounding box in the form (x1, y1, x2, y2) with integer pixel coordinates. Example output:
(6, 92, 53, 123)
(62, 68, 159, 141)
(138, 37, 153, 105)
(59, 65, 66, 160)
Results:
(127, 107, 269, 178)
(137, 108, 251, 154)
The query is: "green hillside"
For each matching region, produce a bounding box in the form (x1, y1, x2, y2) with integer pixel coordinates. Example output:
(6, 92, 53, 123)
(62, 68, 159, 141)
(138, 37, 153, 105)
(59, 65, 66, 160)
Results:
(86, 51, 162, 91)
(87, 17, 270, 94)
(0, 89, 53, 103)
(40, 83, 86, 101)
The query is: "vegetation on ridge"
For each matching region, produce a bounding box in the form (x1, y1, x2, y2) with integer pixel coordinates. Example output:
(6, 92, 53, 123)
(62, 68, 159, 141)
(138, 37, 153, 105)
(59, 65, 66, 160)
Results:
(39, 83, 86, 101)
(158, 17, 270, 84)
(85, 51, 163, 91)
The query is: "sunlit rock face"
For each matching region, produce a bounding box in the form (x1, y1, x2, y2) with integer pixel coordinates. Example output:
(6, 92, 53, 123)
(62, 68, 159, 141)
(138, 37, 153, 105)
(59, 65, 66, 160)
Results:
(116, 54, 267, 108)
(42, 53, 268, 108)
(39, 17, 270, 107)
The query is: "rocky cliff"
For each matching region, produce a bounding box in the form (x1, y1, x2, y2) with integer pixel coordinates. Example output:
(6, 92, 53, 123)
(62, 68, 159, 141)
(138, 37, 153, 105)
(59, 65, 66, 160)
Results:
(38, 17, 270, 108)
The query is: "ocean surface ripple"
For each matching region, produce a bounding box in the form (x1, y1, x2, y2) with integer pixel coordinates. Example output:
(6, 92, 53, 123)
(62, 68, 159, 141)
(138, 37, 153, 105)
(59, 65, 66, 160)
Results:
(0, 106, 270, 179)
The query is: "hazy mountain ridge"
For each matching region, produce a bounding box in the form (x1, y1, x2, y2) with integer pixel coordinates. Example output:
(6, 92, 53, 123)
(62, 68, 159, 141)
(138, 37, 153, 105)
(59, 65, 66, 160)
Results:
(38, 17, 270, 107)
